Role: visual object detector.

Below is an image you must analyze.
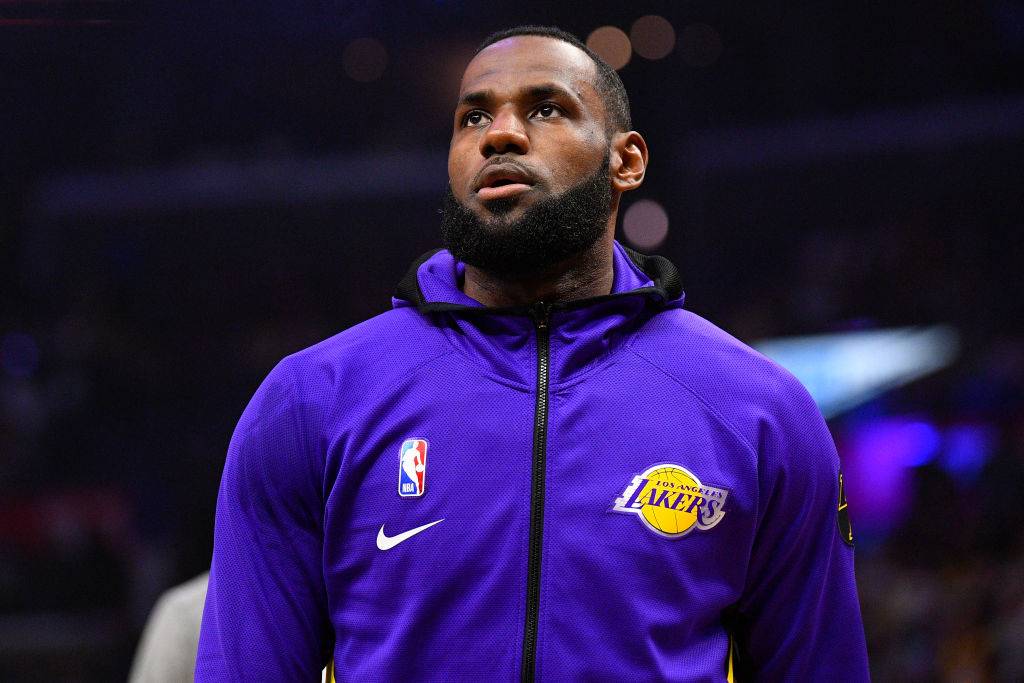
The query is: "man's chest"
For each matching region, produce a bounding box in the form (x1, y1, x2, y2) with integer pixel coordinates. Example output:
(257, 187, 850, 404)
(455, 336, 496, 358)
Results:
(320, 370, 758, 610)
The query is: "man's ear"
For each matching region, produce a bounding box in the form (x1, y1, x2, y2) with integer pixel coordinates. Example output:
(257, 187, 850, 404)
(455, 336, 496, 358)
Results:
(610, 131, 648, 193)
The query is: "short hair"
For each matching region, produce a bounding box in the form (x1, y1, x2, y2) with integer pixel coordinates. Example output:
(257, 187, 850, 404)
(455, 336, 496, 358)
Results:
(474, 25, 632, 135)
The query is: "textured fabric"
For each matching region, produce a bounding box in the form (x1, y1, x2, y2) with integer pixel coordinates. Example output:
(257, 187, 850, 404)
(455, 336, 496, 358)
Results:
(196, 240, 869, 681)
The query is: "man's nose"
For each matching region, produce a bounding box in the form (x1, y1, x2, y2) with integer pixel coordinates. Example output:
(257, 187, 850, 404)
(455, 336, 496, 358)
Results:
(480, 108, 529, 157)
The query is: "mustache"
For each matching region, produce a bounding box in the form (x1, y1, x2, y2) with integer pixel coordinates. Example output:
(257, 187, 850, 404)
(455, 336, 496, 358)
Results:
(439, 150, 612, 277)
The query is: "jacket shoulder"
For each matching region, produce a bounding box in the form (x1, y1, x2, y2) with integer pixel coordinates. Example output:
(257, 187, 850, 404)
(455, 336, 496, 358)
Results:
(275, 307, 452, 407)
(629, 308, 821, 454)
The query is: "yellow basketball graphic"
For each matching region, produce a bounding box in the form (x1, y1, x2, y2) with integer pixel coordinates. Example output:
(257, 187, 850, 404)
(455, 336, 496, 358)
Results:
(638, 466, 701, 535)
(612, 463, 729, 539)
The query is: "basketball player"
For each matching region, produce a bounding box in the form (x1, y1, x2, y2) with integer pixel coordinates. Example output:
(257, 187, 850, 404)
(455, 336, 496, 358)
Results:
(196, 25, 869, 681)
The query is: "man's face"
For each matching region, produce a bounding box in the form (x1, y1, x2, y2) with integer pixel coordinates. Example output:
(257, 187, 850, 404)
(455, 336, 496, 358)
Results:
(442, 36, 614, 274)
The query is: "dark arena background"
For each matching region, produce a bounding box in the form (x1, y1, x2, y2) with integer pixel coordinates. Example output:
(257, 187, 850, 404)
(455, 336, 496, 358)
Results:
(2, 1, 1023, 680)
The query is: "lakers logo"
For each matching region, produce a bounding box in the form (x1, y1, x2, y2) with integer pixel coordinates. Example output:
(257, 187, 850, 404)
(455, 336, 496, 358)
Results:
(837, 470, 854, 546)
(612, 463, 729, 539)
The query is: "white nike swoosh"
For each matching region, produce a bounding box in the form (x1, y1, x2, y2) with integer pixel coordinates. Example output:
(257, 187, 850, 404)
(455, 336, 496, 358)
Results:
(376, 518, 445, 551)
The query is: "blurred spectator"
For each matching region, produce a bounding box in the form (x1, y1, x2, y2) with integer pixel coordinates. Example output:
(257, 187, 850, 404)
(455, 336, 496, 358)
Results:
(128, 573, 208, 683)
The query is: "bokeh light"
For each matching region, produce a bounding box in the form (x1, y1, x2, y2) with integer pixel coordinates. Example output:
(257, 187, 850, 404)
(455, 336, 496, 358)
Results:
(630, 15, 675, 60)
(623, 199, 669, 250)
(942, 422, 996, 480)
(680, 23, 723, 67)
(343, 37, 388, 83)
(586, 26, 631, 70)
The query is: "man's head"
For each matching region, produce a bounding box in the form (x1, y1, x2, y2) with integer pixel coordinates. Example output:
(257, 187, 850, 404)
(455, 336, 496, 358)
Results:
(441, 26, 648, 278)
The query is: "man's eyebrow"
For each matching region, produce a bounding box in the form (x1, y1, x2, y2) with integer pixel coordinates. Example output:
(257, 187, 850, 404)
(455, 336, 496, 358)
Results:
(524, 83, 577, 101)
(457, 83, 581, 108)
(458, 90, 492, 107)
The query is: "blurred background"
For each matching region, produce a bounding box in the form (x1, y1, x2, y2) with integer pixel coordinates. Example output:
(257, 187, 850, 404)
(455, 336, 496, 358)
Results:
(2, 1, 1023, 680)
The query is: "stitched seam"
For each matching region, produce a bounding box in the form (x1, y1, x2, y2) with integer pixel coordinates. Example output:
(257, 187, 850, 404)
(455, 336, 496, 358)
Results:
(549, 336, 632, 391)
(432, 315, 536, 393)
(626, 346, 758, 459)
(329, 345, 458, 486)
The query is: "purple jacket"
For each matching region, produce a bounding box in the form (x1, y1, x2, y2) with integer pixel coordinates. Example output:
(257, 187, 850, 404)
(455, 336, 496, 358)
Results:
(196, 241, 869, 681)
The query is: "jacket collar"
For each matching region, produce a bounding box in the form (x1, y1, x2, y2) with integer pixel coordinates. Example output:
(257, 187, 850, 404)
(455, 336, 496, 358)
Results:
(392, 241, 685, 387)
(394, 240, 683, 313)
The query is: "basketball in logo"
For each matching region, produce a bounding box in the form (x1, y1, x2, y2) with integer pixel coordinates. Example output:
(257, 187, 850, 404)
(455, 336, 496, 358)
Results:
(612, 463, 729, 539)
(638, 466, 702, 534)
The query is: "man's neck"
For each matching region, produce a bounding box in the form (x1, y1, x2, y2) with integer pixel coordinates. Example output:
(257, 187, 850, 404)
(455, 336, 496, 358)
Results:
(462, 234, 615, 308)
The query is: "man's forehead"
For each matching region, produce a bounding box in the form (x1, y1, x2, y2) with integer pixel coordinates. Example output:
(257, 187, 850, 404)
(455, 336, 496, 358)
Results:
(459, 35, 598, 97)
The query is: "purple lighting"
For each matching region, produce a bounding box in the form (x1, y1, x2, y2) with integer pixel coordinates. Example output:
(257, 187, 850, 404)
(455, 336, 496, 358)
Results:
(842, 417, 941, 539)
(941, 423, 996, 481)
(1, 332, 41, 379)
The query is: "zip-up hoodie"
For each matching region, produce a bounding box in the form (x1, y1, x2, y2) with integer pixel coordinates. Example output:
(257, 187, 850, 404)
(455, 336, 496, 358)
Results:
(196, 241, 870, 682)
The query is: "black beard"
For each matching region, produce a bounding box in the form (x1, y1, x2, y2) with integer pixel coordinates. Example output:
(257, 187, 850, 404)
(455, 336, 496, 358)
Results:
(440, 152, 612, 278)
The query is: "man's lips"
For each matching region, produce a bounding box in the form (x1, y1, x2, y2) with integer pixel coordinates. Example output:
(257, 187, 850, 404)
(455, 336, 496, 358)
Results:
(477, 183, 532, 201)
(474, 162, 536, 201)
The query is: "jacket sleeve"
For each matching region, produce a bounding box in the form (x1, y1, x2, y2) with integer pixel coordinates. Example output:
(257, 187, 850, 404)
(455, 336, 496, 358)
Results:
(195, 357, 331, 681)
(733, 372, 869, 681)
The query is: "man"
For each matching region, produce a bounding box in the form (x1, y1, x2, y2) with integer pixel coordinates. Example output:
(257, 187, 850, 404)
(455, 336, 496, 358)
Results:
(196, 25, 870, 681)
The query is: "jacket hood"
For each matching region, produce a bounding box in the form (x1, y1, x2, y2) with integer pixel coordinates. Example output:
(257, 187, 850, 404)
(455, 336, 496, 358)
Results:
(391, 241, 684, 387)
(393, 240, 684, 314)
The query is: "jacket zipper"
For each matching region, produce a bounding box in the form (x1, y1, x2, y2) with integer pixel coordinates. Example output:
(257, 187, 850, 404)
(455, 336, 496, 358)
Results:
(521, 301, 551, 683)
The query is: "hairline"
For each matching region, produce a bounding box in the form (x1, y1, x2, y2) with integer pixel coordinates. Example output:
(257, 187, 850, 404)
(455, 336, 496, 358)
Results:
(472, 29, 631, 136)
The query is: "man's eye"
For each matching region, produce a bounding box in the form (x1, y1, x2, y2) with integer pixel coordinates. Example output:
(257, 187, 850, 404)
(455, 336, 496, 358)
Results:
(531, 104, 562, 119)
(463, 111, 489, 127)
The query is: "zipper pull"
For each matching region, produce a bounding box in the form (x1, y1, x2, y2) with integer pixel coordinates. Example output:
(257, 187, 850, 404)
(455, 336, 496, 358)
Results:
(530, 301, 551, 329)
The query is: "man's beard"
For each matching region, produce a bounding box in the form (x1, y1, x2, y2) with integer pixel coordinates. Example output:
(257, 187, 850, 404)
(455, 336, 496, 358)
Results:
(440, 152, 612, 278)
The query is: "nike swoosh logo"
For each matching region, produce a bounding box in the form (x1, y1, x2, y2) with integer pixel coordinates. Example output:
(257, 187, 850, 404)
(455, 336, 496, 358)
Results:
(376, 518, 445, 551)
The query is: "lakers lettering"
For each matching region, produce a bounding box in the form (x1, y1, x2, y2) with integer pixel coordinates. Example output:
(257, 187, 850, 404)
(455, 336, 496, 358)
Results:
(612, 464, 730, 539)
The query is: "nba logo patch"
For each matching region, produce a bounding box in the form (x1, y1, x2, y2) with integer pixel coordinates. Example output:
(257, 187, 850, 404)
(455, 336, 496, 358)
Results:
(398, 438, 428, 497)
